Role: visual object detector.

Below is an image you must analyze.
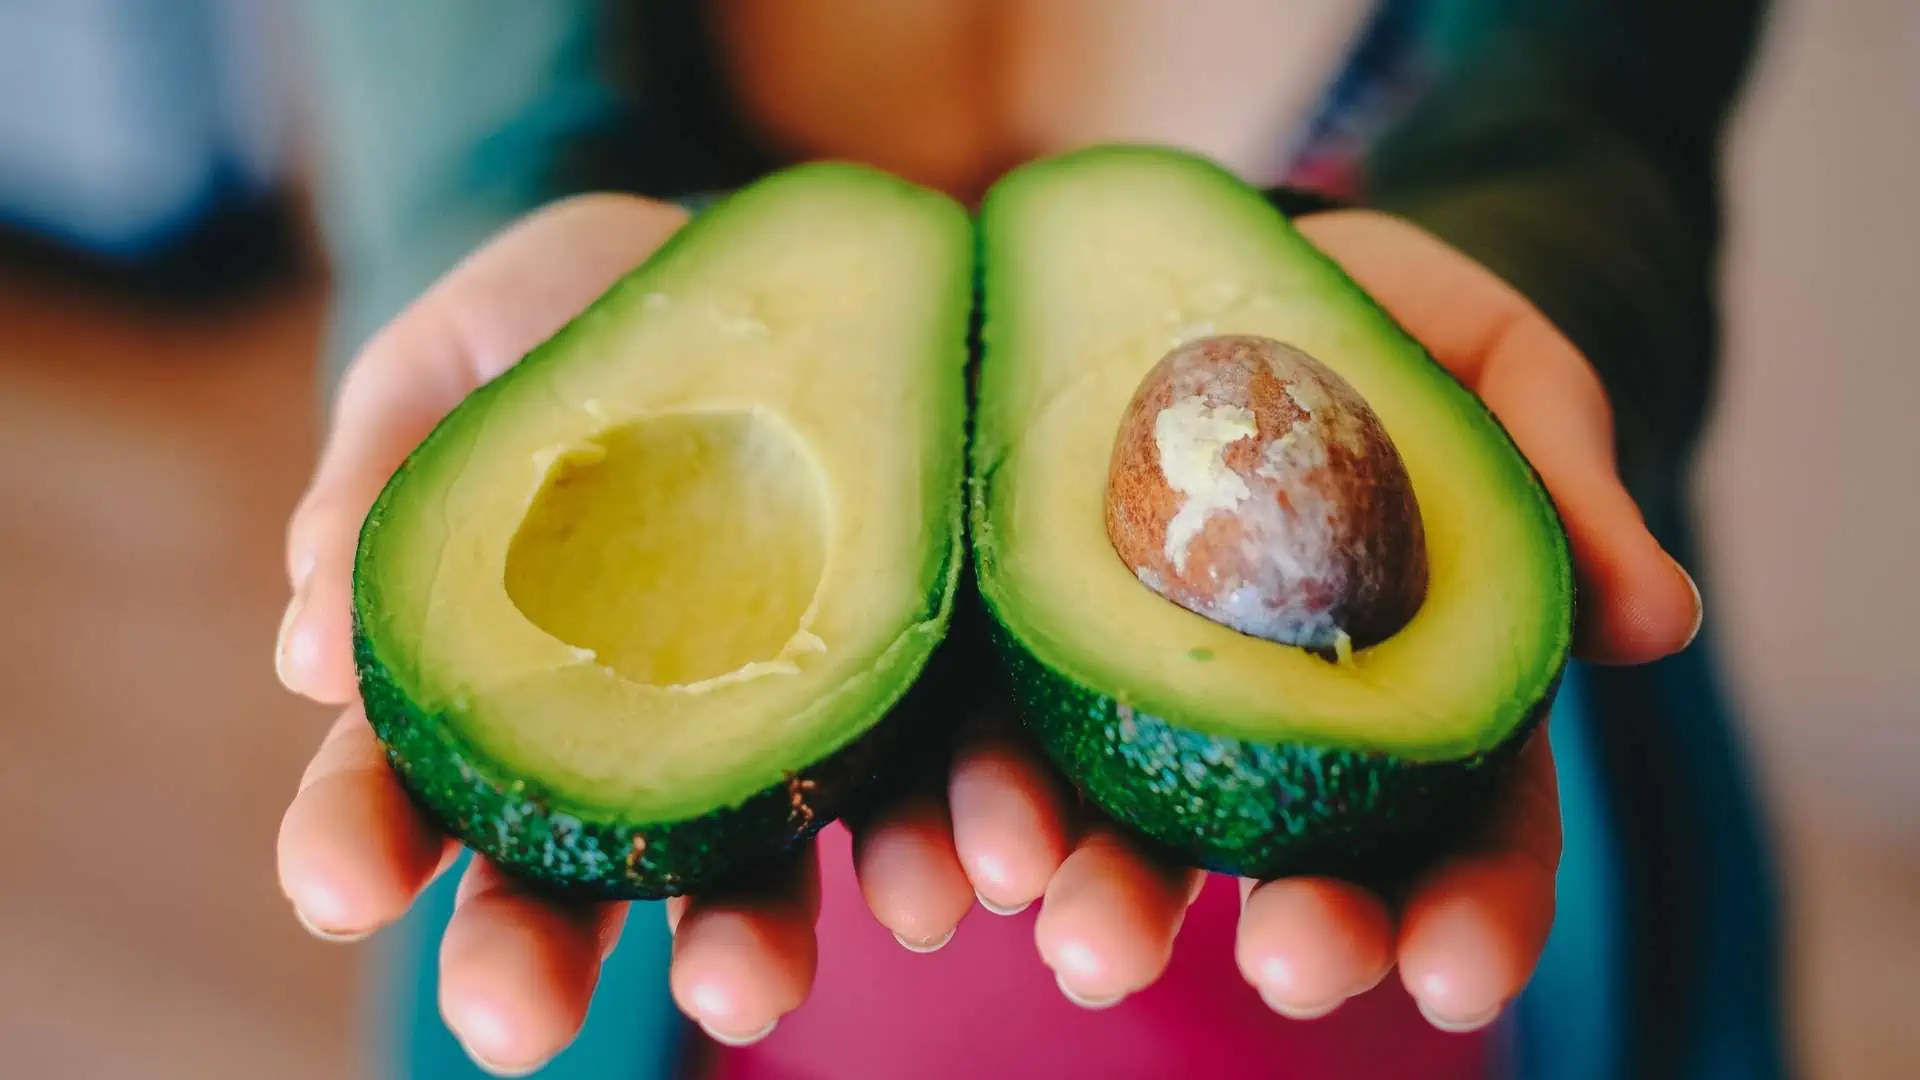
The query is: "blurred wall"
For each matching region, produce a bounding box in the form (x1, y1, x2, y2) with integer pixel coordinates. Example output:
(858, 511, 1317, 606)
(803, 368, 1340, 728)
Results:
(0, 0, 293, 256)
(1697, 0, 1920, 847)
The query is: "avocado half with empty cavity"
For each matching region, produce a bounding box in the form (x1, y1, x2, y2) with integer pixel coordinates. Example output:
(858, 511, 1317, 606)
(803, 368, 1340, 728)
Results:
(970, 145, 1575, 884)
(351, 163, 974, 899)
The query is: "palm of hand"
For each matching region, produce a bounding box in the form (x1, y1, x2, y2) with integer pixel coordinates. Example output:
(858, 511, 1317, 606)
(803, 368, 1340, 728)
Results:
(274, 194, 1700, 1074)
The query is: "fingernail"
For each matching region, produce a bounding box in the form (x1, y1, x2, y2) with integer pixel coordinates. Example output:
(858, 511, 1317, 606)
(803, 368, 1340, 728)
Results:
(1671, 554, 1704, 649)
(1259, 988, 1344, 1021)
(1417, 998, 1503, 1034)
(448, 1000, 548, 1076)
(293, 903, 370, 944)
(274, 590, 306, 692)
(700, 1019, 777, 1047)
(1348, 966, 1389, 999)
(1055, 971, 1126, 1011)
(455, 1034, 551, 1078)
(893, 927, 955, 953)
(459, 1048, 550, 1079)
(976, 891, 1032, 917)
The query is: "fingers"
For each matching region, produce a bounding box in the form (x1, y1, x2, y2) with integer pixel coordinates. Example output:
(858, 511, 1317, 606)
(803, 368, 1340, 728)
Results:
(1397, 730, 1562, 1031)
(277, 706, 457, 938)
(1234, 877, 1394, 1019)
(851, 793, 976, 951)
(1297, 211, 1702, 665)
(275, 194, 691, 704)
(947, 719, 1076, 915)
(1033, 827, 1204, 1008)
(668, 846, 822, 1046)
(439, 858, 629, 1074)
(848, 715, 1075, 955)
(1470, 312, 1702, 663)
(282, 709, 627, 1072)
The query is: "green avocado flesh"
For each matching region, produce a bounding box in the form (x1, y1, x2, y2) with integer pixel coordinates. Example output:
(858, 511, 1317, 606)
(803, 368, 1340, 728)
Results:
(971, 146, 1574, 882)
(353, 163, 973, 898)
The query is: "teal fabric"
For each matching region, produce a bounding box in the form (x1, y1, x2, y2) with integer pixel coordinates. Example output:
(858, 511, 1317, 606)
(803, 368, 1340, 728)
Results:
(1511, 663, 1625, 1080)
(288, 0, 621, 387)
(1638, 501, 1790, 1080)
(1646, 624, 1790, 1080)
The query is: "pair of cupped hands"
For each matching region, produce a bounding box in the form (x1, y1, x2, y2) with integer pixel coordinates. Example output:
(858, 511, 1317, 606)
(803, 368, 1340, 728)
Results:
(274, 193, 1702, 1075)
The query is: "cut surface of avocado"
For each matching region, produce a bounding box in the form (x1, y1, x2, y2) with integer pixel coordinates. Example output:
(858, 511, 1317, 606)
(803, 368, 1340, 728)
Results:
(972, 145, 1573, 879)
(353, 163, 973, 897)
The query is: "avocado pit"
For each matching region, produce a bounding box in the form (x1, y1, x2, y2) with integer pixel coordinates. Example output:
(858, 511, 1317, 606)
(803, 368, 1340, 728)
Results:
(1104, 334, 1428, 657)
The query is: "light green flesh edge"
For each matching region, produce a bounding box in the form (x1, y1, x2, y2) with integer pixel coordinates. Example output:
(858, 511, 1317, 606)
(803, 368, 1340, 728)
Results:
(973, 145, 1574, 761)
(354, 163, 972, 821)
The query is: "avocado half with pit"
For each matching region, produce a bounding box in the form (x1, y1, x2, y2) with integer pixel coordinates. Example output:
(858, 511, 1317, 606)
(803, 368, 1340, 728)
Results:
(352, 163, 973, 899)
(971, 145, 1575, 884)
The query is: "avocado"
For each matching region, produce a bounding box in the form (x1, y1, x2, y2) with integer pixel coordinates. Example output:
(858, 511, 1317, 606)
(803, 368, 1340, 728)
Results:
(970, 145, 1574, 885)
(352, 163, 974, 899)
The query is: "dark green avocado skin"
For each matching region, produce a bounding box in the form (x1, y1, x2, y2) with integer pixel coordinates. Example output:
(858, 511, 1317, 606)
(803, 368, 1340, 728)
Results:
(986, 610, 1558, 891)
(352, 553, 971, 904)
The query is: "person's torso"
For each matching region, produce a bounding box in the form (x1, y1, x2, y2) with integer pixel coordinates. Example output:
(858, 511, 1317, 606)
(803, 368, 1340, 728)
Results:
(707, 0, 1386, 201)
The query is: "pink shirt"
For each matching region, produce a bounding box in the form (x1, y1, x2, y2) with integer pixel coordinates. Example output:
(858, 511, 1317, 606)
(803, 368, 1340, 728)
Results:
(711, 824, 1495, 1079)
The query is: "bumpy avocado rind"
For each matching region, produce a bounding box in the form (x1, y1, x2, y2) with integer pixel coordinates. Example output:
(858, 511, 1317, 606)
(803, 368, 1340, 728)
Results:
(988, 608, 1555, 888)
(351, 162, 975, 900)
(971, 144, 1574, 884)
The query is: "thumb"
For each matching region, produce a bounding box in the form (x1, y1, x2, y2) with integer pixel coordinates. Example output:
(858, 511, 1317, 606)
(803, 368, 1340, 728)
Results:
(276, 194, 690, 704)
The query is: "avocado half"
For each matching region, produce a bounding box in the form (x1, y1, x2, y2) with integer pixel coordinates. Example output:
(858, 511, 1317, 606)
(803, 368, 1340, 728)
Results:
(352, 163, 974, 899)
(970, 146, 1575, 885)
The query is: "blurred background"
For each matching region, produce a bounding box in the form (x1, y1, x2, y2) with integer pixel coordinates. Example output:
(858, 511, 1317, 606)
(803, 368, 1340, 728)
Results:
(0, 1, 1912, 1077)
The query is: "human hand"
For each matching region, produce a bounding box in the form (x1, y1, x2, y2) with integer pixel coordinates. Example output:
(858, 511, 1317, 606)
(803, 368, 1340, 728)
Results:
(830, 209, 1706, 1033)
(273, 193, 796, 1073)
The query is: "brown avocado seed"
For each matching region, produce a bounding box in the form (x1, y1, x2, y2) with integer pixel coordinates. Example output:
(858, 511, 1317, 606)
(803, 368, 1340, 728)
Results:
(1105, 334, 1428, 658)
